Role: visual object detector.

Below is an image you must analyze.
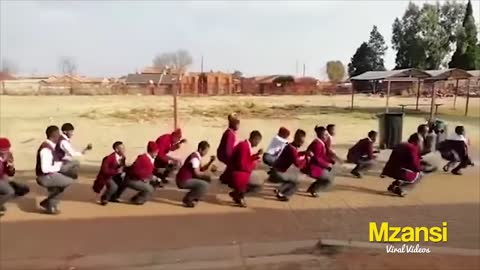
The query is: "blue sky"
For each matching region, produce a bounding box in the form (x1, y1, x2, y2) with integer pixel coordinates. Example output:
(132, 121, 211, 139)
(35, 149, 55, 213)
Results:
(1, 0, 479, 79)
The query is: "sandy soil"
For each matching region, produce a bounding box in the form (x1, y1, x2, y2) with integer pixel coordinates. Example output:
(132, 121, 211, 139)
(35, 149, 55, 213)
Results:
(0, 95, 478, 170)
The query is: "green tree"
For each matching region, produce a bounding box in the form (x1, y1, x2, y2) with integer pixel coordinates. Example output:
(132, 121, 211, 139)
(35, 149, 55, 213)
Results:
(348, 43, 375, 77)
(367, 25, 388, 71)
(449, 0, 478, 70)
(326, 61, 346, 83)
(392, 1, 464, 69)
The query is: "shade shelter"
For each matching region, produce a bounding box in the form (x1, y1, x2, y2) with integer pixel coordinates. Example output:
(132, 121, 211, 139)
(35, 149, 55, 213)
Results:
(424, 69, 472, 118)
(466, 70, 480, 116)
(349, 69, 431, 112)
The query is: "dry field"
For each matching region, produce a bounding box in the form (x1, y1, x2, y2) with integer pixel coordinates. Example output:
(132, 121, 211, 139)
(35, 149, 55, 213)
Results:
(0, 94, 478, 171)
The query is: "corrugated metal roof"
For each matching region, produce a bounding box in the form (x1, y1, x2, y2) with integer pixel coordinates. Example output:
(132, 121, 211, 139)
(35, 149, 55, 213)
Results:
(467, 70, 480, 78)
(424, 69, 472, 80)
(350, 68, 431, 81)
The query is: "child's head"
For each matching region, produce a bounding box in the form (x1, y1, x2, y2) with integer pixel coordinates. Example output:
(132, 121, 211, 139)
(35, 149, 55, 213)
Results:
(249, 130, 262, 147)
(314, 126, 328, 141)
(278, 127, 290, 139)
(46, 125, 61, 143)
(408, 133, 421, 145)
(197, 141, 210, 157)
(293, 129, 306, 147)
(171, 128, 182, 143)
(61, 123, 75, 138)
(417, 124, 428, 136)
(113, 141, 125, 156)
(368, 130, 378, 142)
(147, 141, 159, 157)
(326, 124, 335, 136)
(0, 137, 11, 156)
(228, 113, 240, 130)
(455, 126, 465, 136)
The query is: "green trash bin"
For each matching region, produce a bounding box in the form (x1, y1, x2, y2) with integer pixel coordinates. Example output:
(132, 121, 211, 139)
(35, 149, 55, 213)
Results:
(378, 112, 404, 149)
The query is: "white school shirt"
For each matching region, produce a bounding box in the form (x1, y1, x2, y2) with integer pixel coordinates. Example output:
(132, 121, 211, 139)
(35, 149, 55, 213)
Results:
(448, 133, 468, 143)
(265, 135, 288, 156)
(40, 140, 62, 173)
(190, 152, 201, 169)
(115, 153, 123, 164)
(59, 134, 83, 160)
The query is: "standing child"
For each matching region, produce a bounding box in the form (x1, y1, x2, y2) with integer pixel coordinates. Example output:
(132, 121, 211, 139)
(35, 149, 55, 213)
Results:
(115, 141, 160, 205)
(92, 141, 127, 205)
(36, 126, 75, 214)
(263, 127, 290, 167)
(347, 130, 379, 178)
(176, 141, 216, 208)
(217, 113, 240, 184)
(0, 138, 29, 216)
(227, 131, 263, 207)
(154, 129, 186, 184)
(56, 123, 93, 179)
(269, 129, 308, 201)
(301, 126, 335, 197)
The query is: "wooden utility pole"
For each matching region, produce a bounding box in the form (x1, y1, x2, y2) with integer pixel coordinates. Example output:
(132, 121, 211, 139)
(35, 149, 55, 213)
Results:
(174, 74, 179, 129)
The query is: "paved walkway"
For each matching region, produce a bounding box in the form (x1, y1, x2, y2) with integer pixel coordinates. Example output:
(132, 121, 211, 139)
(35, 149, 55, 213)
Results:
(0, 154, 479, 269)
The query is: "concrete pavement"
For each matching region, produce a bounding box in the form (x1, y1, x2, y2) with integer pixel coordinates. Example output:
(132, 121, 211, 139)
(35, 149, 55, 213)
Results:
(0, 155, 479, 269)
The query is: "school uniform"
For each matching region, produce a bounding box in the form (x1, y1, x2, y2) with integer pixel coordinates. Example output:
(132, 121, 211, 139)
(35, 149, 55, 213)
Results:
(154, 132, 181, 179)
(228, 140, 262, 198)
(439, 134, 472, 174)
(0, 153, 15, 213)
(270, 143, 307, 198)
(217, 128, 237, 165)
(176, 152, 210, 203)
(347, 137, 376, 174)
(382, 142, 422, 196)
(263, 135, 288, 167)
(325, 133, 337, 160)
(118, 153, 157, 204)
(301, 138, 334, 195)
(55, 134, 81, 179)
(36, 140, 74, 212)
(92, 152, 126, 203)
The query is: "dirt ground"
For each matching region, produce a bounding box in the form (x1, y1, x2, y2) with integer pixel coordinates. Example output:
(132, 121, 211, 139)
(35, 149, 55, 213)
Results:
(0, 94, 478, 171)
(0, 94, 479, 270)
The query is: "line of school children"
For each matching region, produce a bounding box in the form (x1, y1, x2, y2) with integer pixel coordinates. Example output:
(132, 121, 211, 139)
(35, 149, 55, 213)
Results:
(0, 115, 474, 216)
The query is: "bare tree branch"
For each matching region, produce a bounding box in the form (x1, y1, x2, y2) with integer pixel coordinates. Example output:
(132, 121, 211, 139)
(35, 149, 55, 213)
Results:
(153, 49, 193, 73)
(58, 56, 77, 76)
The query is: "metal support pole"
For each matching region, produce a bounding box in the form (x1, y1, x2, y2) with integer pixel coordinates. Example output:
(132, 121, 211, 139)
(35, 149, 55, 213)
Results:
(385, 80, 391, 113)
(415, 79, 421, 110)
(465, 80, 470, 116)
(453, 79, 459, 110)
(429, 82, 436, 121)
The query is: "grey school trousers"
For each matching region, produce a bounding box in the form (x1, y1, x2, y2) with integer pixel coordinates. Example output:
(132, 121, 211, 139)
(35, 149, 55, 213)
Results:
(37, 173, 74, 208)
(59, 160, 80, 179)
(177, 178, 209, 201)
(0, 179, 15, 209)
(307, 169, 335, 193)
(268, 169, 299, 197)
(125, 178, 155, 204)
